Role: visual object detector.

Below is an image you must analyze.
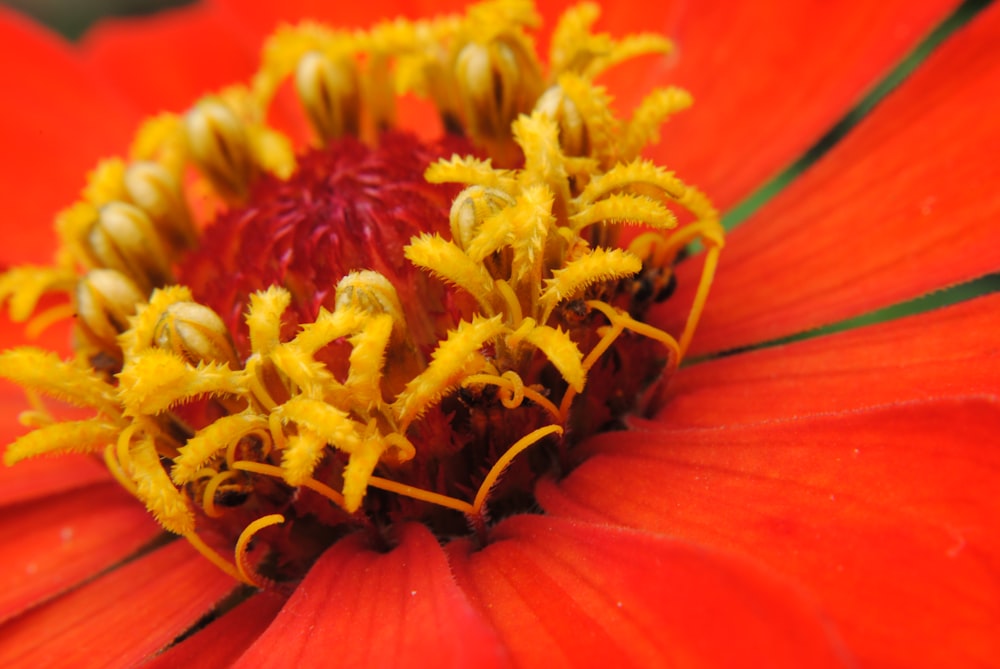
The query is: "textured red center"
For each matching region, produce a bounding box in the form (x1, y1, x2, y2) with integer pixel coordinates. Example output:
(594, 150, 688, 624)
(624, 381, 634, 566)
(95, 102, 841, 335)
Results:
(179, 131, 473, 357)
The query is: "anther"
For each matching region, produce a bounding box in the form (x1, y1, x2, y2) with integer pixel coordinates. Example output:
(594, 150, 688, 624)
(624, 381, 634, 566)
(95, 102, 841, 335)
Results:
(123, 161, 197, 253)
(453, 39, 542, 144)
(153, 301, 240, 368)
(74, 269, 146, 355)
(295, 51, 361, 143)
(184, 99, 256, 199)
(334, 271, 406, 332)
(86, 202, 173, 293)
(534, 85, 588, 157)
(335, 270, 420, 399)
(449, 185, 516, 251)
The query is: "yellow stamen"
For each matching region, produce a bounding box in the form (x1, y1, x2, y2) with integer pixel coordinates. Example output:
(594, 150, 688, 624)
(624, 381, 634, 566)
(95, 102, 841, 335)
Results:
(86, 202, 173, 292)
(2, 419, 117, 465)
(154, 301, 240, 367)
(295, 51, 361, 142)
(0, 0, 724, 584)
(172, 413, 269, 484)
(184, 98, 256, 200)
(123, 161, 197, 252)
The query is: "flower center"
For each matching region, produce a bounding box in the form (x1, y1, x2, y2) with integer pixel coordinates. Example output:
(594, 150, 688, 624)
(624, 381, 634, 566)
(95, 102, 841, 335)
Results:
(0, 0, 725, 587)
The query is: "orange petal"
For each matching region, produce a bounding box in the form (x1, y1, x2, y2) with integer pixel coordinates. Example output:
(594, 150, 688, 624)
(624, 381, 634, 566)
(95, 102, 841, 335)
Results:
(142, 592, 286, 669)
(664, 3, 1000, 355)
(0, 450, 108, 507)
(0, 483, 159, 624)
(234, 523, 505, 668)
(80, 3, 258, 114)
(0, 540, 236, 667)
(447, 514, 851, 667)
(0, 8, 139, 265)
(0, 391, 110, 506)
(653, 0, 959, 209)
(657, 291, 1000, 428)
(211, 0, 472, 36)
(539, 399, 1000, 668)
(0, 311, 72, 354)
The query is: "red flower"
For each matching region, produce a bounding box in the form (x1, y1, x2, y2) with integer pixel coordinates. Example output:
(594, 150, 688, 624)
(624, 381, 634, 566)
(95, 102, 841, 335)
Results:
(1, 1, 998, 667)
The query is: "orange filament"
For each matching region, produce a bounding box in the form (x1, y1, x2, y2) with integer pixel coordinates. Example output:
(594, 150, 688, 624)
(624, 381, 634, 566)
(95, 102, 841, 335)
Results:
(472, 423, 563, 517)
(558, 300, 682, 421)
(184, 530, 245, 584)
(559, 309, 624, 420)
(678, 242, 722, 358)
(224, 426, 272, 469)
(235, 514, 285, 588)
(585, 300, 681, 363)
(653, 219, 724, 259)
(202, 469, 238, 518)
(113, 425, 139, 494)
(463, 371, 562, 421)
(103, 442, 138, 496)
(494, 279, 524, 323)
(367, 476, 475, 515)
(230, 460, 346, 508)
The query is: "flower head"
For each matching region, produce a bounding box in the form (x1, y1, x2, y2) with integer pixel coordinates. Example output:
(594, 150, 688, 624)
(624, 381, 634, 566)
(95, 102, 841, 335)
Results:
(0, 0, 998, 667)
(3, 0, 725, 589)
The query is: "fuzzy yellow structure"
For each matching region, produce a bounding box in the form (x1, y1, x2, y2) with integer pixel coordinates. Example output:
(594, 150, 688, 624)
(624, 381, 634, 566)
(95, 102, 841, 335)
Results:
(0, 0, 723, 586)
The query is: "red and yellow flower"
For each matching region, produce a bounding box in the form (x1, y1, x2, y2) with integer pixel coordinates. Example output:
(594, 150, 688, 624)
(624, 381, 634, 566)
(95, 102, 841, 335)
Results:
(0, 0, 997, 667)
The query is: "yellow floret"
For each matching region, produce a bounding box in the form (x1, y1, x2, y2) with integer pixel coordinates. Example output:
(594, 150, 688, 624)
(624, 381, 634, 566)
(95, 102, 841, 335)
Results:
(3, 419, 119, 466)
(393, 315, 505, 427)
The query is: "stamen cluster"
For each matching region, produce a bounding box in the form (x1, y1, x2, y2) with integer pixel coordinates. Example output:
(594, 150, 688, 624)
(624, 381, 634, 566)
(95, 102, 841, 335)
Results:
(0, 0, 723, 585)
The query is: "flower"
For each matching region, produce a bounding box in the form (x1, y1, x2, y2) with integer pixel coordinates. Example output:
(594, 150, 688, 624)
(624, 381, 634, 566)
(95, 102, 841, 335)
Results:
(0, 0, 998, 667)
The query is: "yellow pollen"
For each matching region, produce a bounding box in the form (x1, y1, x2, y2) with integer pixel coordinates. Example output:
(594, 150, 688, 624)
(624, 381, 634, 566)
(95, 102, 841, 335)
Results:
(0, 0, 724, 584)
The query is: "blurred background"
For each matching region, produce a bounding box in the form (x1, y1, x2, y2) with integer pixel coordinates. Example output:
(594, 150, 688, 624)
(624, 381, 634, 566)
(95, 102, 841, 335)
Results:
(1, 0, 191, 38)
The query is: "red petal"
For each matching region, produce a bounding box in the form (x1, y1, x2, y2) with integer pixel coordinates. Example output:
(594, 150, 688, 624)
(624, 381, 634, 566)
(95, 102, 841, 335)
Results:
(657, 292, 1000, 428)
(142, 592, 286, 669)
(0, 392, 110, 506)
(447, 514, 850, 667)
(0, 322, 105, 504)
(0, 312, 72, 355)
(234, 524, 505, 669)
(81, 3, 258, 114)
(665, 3, 1000, 355)
(0, 449, 108, 507)
(211, 0, 471, 38)
(0, 9, 138, 265)
(0, 483, 159, 624)
(539, 400, 1000, 668)
(0, 540, 236, 667)
(655, 0, 959, 209)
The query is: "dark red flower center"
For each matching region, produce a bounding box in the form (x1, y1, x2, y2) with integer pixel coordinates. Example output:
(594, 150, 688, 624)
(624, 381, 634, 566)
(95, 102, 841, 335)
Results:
(167, 131, 672, 579)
